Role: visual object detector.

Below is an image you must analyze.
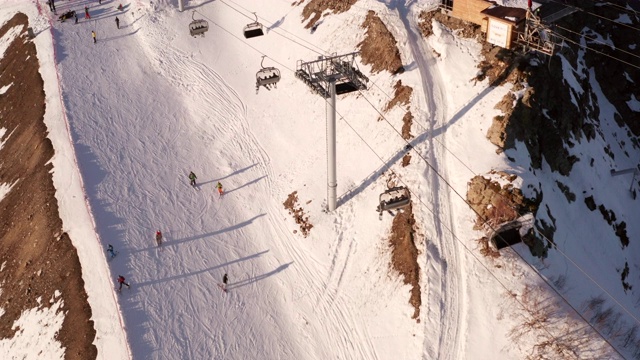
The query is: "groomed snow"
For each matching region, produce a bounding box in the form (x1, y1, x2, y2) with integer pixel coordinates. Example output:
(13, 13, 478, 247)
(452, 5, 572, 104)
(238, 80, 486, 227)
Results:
(1, 0, 638, 359)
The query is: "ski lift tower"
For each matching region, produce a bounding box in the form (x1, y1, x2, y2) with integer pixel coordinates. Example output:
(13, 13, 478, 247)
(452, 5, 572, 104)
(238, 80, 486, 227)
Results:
(295, 52, 369, 211)
(517, 1, 557, 56)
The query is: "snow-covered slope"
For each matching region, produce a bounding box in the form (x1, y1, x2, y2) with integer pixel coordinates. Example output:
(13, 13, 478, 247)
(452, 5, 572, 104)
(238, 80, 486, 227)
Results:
(2, 0, 639, 358)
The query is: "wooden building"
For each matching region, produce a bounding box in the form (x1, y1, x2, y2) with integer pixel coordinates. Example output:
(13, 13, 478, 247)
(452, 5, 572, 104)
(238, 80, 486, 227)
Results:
(481, 6, 527, 49)
(440, 0, 528, 50)
(444, 0, 493, 26)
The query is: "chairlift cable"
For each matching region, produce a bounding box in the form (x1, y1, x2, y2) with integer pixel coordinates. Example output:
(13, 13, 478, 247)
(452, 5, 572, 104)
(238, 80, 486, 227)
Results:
(545, 0, 640, 32)
(353, 40, 640, 331)
(364, 67, 640, 331)
(220, 0, 328, 55)
(363, 73, 640, 333)
(327, 100, 582, 360)
(196, 3, 632, 354)
(192, 10, 294, 73)
(601, 1, 640, 15)
(201, 2, 640, 338)
(348, 90, 627, 358)
(553, 23, 640, 61)
(551, 31, 640, 70)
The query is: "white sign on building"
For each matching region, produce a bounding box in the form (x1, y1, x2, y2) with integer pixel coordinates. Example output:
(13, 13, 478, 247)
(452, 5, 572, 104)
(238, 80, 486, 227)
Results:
(487, 19, 509, 48)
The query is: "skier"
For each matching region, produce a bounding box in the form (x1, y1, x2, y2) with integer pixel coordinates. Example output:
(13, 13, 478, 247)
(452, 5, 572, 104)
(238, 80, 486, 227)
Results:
(92, 30, 96, 44)
(74, 12, 78, 24)
(118, 3, 124, 11)
(85, 6, 91, 19)
(216, 182, 224, 196)
(155, 230, 163, 247)
(117, 275, 130, 291)
(222, 273, 229, 288)
(188, 171, 197, 187)
(107, 244, 117, 258)
(115, 16, 120, 29)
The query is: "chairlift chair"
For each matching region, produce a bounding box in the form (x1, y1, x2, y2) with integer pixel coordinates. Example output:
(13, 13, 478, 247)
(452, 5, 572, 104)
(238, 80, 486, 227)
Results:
(244, 12, 265, 39)
(256, 56, 281, 94)
(377, 186, 411, 219)
(189, 11, 209, 37)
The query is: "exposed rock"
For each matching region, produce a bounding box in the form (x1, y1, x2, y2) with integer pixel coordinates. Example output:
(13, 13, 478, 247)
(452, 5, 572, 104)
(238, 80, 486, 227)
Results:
(300, 0, 358, 29)
(358, 11, 403, 75)
(584, 195, 596, 211)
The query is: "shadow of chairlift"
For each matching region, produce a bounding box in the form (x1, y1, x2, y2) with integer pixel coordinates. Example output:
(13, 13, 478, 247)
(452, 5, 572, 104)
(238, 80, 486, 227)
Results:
(256, 56, 281, 94)
(189, 11, 209, 37)
(244, 12, 265, 39)
(377, 186, 411, 220)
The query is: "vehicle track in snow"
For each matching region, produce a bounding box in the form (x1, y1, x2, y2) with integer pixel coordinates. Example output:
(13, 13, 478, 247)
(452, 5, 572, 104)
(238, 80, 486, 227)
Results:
(389, 2, 467, 359)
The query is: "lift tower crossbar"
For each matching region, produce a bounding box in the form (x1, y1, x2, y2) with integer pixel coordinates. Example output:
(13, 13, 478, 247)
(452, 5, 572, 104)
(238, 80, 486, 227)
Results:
(295, 52, 369, 211)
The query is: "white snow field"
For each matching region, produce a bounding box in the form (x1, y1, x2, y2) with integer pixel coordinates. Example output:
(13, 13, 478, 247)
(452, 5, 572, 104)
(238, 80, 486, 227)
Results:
(1, 0, 639, 359)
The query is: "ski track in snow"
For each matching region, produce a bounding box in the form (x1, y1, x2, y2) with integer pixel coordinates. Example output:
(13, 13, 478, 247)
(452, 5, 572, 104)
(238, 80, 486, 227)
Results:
(48, 2, 383, 358)
(54, 7, 301, 360)
(139, 17, 374, 356)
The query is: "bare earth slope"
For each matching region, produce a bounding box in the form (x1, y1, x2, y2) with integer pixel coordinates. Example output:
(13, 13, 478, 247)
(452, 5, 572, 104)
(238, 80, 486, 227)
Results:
(0, 13, 96, 360)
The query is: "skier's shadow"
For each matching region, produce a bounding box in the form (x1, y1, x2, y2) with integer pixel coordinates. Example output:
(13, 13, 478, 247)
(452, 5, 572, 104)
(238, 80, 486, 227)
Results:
(100, 28, 140, 43)
(131, 214, 267, 253)
(226, 262, 293, 290)
(225, 175, 267, 195)
(199, 163, 258, 186)
(135, 250, 270, 288)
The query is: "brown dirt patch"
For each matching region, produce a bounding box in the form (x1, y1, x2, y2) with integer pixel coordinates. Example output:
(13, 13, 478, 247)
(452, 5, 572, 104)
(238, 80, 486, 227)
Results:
(358, 10, 403, 75)
(418, 9, 483, 40)
(381, 81, 414, 139)
(388, 203, 421, 321)
(401, 111, 414, 140)
(466, 171, 537, 230)
(0, 13, 96, 359)
(300, 0, 358, 29)
(283, 191, 314, 237)
(384, 80, 413, 112)
(401, 154, 412, 167)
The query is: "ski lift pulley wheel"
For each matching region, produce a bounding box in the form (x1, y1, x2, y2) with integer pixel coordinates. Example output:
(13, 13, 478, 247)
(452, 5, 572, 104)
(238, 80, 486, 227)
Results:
(244, 12, 265, 39)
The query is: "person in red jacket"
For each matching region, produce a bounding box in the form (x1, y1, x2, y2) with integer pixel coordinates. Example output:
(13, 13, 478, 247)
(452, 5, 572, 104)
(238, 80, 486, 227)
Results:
(155, 230, 163, 247)
(117, 275, 130, 291)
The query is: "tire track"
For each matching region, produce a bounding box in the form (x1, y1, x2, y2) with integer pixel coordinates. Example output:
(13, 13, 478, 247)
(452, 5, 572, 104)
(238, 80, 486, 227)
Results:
(392, 2, 465, 360)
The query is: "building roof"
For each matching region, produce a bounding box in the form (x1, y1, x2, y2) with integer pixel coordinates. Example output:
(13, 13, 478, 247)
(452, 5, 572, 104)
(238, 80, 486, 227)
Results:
(481, 6, 527, 24)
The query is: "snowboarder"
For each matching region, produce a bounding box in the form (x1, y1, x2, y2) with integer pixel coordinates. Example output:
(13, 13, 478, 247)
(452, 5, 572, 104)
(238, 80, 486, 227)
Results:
(92, 30, 96, 44)
(107, 244, 117, 258)
(155, 230, 163, 247)
(188, 171, 197, 187)
(117, 275, 130, 291)
(85, 6, 91, 19)
(216, 182, 224, 196)
(115, 16, 120, 29)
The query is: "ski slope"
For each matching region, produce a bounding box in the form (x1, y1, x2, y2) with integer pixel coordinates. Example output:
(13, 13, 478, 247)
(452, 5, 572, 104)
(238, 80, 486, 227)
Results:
(3, 0, 639, 359)
(48, 0, 434, 358)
